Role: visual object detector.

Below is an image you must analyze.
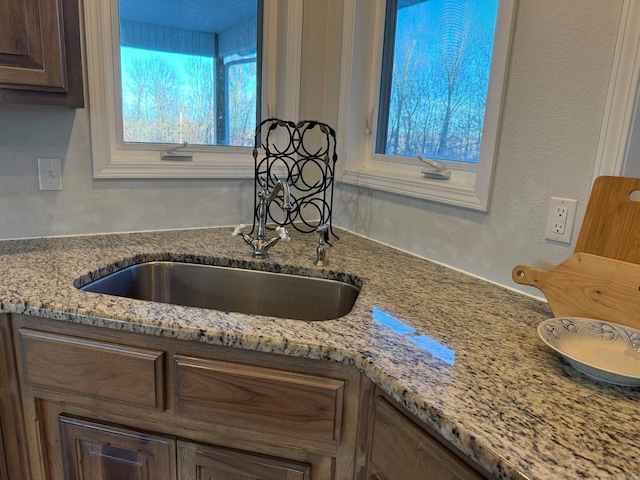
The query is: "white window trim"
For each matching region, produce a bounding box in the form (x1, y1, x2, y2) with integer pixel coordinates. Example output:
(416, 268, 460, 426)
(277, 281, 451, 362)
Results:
(336, 0, 517, 211)
(591, 0, 640, 182)
(83, 0, 302, 179)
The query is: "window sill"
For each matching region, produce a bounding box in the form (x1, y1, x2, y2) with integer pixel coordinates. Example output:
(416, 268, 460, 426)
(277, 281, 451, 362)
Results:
(338, 165, 490, 211)
(92, 149, 255, 179)
(93, 160, 255, 179)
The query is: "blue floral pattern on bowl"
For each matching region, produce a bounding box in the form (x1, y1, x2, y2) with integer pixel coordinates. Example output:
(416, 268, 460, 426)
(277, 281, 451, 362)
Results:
(538, 317, 640, 387)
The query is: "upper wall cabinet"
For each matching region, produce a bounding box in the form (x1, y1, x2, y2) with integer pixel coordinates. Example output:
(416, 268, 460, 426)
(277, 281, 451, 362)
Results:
(0, 0, 84, 107)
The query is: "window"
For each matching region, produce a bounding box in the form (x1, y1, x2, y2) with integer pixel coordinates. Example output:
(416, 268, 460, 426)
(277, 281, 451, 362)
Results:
(377, 0, 498, 163)
(83, 0, 302, 178)
(337, 0, 516, 211)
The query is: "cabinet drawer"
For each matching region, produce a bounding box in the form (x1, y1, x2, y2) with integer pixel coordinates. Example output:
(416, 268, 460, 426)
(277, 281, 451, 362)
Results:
(369, 397, 482, 480)
(19, 329, 165, 409)
(173, 355, 344, 444)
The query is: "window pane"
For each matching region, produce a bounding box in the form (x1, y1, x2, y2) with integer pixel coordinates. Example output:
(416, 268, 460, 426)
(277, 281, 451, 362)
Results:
(118, 0, 259, 147)
(226, 54, 257, 146)
(377, 0, 499, 163)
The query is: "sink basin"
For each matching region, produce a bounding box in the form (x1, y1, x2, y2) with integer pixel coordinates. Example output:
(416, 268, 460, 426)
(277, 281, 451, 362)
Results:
(79, 262, 360, 321)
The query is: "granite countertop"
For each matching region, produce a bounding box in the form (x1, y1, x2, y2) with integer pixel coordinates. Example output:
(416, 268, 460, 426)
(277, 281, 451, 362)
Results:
(0, 227, 637, 479)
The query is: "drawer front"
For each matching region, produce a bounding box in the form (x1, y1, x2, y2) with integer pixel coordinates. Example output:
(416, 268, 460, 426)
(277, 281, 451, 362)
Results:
(173, 355, 344, 444)
(369, 397, 482, 480)
(178, 440, 310, 480)
(19, 329, 165, 409)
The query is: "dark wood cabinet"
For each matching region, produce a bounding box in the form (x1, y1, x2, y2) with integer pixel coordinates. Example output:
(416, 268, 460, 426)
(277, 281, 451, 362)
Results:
(177, 440, 310, 480)
(12, 315, 360, 480)
(366, 396, 482, 480)
(58, 417, 312, 480)
(0, 0, 84, 107)
(173, 355, 345, 445)
(9, 314, 485, 480)
(0, 315, 29, 480)
(59, 416, 176, 480)
(19, 328, 165, 410)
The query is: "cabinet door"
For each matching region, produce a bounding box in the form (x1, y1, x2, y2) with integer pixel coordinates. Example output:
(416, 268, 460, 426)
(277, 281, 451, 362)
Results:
(0, 315, 29, 480)
(368, 397, 482, 480)
(0, 0, 64, 89)
(59, 416, 176, 480)
(178, 440, 310, 480)
(0, 0, 83, 106)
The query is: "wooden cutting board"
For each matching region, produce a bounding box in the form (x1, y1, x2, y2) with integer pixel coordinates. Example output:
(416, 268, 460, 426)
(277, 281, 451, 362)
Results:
(575, 176, 640, 264)
(512, 253, 640, 330)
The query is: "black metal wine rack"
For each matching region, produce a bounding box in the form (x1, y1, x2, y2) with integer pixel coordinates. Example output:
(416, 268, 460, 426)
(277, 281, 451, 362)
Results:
(248, 118, 339, 239)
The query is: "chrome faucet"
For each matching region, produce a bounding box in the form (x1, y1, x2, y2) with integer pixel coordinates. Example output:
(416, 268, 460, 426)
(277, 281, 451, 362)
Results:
(233, 179, 292, 258)
(314, 224, 329, 267)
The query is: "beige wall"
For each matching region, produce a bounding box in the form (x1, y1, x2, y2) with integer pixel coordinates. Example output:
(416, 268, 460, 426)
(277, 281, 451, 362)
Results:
(0, 0, 624, 294)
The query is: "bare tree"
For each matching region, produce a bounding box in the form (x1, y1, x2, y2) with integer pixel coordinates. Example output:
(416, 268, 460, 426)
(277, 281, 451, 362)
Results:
(434, 18, 471, 156)
(120, 52, 257, 146)
(385, 1, 495, 162)
(122, 55, 153, 142)
(184, 57, 214, 144)
(129, 59, 152, 121)
(389, 37, 417, 154)
(227, 61, 256, 146)
(148, 60, 179, 123)
(121, 56, 182, 143)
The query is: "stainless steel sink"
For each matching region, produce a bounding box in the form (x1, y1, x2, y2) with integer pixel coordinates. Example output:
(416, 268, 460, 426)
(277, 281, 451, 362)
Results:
(79, 262, 360, 321)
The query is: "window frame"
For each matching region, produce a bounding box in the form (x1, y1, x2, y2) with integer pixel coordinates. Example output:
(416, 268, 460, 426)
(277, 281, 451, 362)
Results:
(336, 0, 517, 211)
(83, 0, 302, 179)
(592, 0, 640, 182)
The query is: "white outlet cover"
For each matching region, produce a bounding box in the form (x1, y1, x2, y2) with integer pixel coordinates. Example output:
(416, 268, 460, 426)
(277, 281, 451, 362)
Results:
(545, 197, 577, 244)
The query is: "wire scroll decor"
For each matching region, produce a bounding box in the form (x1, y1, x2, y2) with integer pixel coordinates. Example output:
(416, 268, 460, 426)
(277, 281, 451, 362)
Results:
(249, 118, 339, 239)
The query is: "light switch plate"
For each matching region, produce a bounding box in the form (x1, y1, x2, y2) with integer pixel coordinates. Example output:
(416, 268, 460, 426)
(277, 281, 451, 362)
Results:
(38, 157, 63, 191)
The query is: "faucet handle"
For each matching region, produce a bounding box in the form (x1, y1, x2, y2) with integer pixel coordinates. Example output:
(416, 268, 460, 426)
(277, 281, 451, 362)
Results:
(316, 223, 329, 235)
(232, 224, 247, 237)
(316, 224, 331, 245)
(275, 226, 291, 242)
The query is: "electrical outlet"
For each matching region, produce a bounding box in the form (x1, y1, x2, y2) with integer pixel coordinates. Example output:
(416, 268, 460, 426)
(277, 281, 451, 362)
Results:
(552, 221, 565, 234)
(38, 157, 63, 191)
(555, 206, 568, 219)
(545, 197, 577, 244)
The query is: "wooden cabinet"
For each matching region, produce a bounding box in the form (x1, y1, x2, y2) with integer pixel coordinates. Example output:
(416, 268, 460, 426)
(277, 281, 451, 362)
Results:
(0, 315, 29, 480)
(8, 314, 486, 480)
(173, 355, 345, 445)
(178, 440, 310, 480)
(19, 328, 165, 409)
(59, 416, 176, 480)
(58, 417, 312, 480)
(366, 395, 483, 480)
(0, 0, 84, 106)
(11, 315, 362, 480)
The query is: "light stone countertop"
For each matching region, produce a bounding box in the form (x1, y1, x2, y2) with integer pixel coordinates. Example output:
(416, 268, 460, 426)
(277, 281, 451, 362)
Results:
(0, 227, 637, 480)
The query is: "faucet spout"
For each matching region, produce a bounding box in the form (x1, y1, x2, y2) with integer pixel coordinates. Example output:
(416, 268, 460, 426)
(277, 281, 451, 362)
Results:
(267, 179, 292, 210)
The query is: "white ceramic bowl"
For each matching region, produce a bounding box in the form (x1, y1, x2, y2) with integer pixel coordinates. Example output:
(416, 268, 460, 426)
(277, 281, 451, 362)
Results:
(538, 317, 640, 387)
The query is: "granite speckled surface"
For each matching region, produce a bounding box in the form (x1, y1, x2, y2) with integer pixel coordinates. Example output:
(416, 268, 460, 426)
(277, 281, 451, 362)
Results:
(0, 227, 637, 479)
